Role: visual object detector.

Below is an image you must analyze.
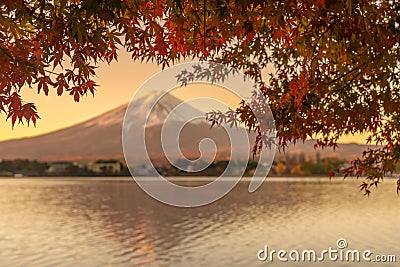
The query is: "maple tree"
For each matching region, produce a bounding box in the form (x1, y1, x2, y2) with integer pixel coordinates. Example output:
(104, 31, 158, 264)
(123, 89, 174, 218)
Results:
(1, 0, 400, 194)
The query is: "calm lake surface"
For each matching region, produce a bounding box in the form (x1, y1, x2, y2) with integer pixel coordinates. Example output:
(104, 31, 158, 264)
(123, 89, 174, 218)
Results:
(0, 177, 399, 267)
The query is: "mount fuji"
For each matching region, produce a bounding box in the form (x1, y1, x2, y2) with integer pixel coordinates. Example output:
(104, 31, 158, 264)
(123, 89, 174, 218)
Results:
(0, 92, 248, 163)
(0, 91, 373, 163)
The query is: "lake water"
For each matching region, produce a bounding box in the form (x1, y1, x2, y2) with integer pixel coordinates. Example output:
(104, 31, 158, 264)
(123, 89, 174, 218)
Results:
(0, 177, 399, 267)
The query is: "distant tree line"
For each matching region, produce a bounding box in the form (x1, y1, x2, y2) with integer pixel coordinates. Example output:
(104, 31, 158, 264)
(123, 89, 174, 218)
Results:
(0, 159, 48, 176)
(158, 153, 345, 177)
(0, 154, 344, 177)
(272, 153, 345, 176)
(0, 159, 129, 177)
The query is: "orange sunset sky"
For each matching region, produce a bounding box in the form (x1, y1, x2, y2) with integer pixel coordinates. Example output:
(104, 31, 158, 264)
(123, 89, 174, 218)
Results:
(0, 50, 368, 144)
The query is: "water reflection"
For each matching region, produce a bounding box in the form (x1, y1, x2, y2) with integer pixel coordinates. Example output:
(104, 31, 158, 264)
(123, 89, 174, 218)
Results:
(0, 178, 398, 266)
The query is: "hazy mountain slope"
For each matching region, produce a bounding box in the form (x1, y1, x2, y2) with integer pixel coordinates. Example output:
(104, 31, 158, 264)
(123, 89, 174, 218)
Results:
(0, 91, 377, 163)
(0, 92, 250, 162)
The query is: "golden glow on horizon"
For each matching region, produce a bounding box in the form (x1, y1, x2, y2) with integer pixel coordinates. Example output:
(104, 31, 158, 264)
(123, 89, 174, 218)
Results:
(0, 51, 368, 144)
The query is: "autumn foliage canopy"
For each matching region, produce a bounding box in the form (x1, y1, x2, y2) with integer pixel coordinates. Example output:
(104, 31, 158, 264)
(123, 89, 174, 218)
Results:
(1, 0, 400, 193)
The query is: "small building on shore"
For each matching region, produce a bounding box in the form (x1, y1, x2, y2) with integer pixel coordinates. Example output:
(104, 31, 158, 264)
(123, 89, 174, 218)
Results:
(87, 160, 122, 174)
(47, 161, 74, 175)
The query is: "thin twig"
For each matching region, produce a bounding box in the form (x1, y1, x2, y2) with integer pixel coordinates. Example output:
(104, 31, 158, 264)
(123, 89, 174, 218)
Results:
(203, 0, 206, 51)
